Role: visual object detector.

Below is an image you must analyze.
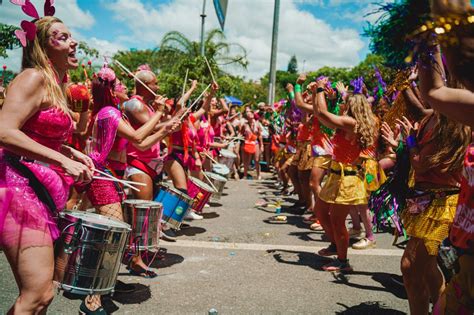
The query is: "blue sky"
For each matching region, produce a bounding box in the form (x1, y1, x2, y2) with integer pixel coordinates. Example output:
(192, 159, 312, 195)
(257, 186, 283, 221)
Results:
(2, 0, 387, 79)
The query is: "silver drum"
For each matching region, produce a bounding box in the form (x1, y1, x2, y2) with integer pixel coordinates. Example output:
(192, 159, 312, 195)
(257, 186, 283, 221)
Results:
(123, 200, 163, 251)
(219, 149, 237, 171)
(204, 172, 228, 201)
(54, 211, 131, 295)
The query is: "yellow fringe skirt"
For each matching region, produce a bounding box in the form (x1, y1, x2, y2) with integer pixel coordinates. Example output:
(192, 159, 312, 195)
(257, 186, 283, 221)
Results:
(312, 155, 332, 170)
(401, 192, 458, 256)
(319, 161, 368, 205)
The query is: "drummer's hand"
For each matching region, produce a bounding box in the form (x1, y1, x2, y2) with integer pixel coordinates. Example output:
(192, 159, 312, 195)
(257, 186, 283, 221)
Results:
(66, 147, 94, 170)
(61, 157, 93, 183)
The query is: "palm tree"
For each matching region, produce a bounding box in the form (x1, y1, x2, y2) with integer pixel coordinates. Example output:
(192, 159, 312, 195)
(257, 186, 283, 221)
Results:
(157, 29, 248, 74)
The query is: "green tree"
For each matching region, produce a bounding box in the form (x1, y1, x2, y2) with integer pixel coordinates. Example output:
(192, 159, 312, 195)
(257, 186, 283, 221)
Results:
(287, 55, 298, 74)
(68, 41, 104, 82)
(0, 23, 21, 58)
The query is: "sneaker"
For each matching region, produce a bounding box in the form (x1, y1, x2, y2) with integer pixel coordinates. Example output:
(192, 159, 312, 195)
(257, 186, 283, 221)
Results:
(322, 259, 353, 272)
(204, 203, 210, 208)
(184, 210, 203, 221)
(160, 228, 177, 242)
(352, 237, 376, 250)
(317, 243, 337, 256)
(348, 228, 365, 240)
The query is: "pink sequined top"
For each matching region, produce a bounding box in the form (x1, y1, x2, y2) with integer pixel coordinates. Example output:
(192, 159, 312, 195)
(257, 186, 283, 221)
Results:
(197, 118, 215, 152)
(22, 107, 73, 152)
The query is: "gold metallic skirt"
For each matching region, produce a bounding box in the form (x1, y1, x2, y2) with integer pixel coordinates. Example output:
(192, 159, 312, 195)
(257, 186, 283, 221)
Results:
(312, 155, 332, 170)
(401, 192, 458, 256)
(319, 161, 368, 205)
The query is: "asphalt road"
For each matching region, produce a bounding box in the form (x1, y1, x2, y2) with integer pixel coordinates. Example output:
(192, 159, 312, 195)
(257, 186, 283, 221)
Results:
(0, 174, 409, 314)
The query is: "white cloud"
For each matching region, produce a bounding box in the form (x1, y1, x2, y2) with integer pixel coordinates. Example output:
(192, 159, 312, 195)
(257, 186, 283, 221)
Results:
(105, 0, 365, 79)
(0, 0, 95, 72)
(1, 0, 367, 80)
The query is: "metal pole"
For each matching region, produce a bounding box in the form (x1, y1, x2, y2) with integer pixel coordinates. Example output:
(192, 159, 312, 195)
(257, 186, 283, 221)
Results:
(200, 0, 207, 56)
(268, 0, 280, 106)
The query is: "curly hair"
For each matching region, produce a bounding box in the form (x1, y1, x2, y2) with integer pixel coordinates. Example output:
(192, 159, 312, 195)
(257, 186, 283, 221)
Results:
(346, 94, 378, 149)
(425, 112, 471, 172)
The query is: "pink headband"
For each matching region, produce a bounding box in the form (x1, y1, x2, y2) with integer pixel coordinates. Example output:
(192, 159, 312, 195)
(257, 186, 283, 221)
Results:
(10, 0, 56, 47)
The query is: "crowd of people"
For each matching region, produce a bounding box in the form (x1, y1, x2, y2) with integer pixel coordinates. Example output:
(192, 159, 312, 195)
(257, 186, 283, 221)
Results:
(0, 0, 473, 314)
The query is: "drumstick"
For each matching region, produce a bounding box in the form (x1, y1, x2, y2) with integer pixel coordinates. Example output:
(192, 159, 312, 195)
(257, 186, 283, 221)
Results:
(94, 176, 147, 187)
(113, 59, 158, 97)
(181, 68, 189, 98)
(178, 84, 211, 121)
(201, 172, 219, 193)
(93, 169, 146, 190)
(203, 152, 219, 165)
(93, 176, 141, 192)
(224, 113, 239, 122)
(204, 56, 216, 83)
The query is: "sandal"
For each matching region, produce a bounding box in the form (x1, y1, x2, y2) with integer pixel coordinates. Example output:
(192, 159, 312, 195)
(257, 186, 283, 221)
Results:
(79, 298, 107, 315)
(265, 215, 288, 224)
(303, 215, 317, 224)
(322, 259, 353, 272)
(317, 243, 337, 257)
(309, 221, 323, 231)
(127, 266, 158, 278)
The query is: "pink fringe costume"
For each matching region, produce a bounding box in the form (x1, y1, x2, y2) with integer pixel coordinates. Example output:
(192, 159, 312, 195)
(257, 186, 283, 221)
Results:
(0, 107, 73, 249)
(85, 106, 124, 206)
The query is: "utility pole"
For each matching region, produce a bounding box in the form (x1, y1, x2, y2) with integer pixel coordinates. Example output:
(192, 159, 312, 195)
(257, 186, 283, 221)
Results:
(200, 0, 207, 56)
(268, 0, 280, 106)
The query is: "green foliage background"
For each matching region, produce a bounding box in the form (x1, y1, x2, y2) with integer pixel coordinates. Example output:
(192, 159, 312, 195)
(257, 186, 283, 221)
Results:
(1, 25, 396, 107)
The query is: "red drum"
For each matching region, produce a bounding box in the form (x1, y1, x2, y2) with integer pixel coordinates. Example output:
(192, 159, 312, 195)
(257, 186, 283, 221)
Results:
(187, 177, 216, 213)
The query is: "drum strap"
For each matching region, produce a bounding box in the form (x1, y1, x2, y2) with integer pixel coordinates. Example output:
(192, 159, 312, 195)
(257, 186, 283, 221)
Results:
(6, 155, 57, 215)
(127, 156, 158, 180)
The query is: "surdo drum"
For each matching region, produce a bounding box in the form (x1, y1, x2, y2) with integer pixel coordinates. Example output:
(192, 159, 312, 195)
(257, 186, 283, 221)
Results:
(212, 163, 230, 178)
(54, 211, 131, 295)
(187, 176, 216, 213)
(123, 200, 163, 251)
(219, 149, 237, 171)
(154, 184, 193, 229)
(204, 172, 228, 201)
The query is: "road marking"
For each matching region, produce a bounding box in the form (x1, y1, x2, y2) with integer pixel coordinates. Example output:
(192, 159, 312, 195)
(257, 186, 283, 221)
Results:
(165, 240, 403, 257)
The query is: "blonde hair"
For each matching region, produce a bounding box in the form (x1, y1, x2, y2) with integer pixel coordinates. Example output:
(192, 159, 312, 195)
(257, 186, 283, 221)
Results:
(21, 16, 69, 112)
(346, 94, 378, 149)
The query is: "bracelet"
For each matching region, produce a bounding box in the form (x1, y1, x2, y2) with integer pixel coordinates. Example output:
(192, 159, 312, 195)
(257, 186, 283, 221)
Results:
(295, 84, 302, 93)
(406, 135, 417, 150)
(316, 87, 325, 94)
(288, 91, 295, 100)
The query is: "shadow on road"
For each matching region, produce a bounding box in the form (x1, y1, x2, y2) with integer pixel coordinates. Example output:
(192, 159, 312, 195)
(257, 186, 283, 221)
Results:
(202, 212, 220, 219)
(266, 249, 332, 270)
(110, 283, 151, 304)
(209, 201, 223, 207)
(266, 249, 407, 300)
(176, 226, 207, 236)
(335, 301, 406, 314)
(148, 252, 185, 269)
(331, 271, 407, 299)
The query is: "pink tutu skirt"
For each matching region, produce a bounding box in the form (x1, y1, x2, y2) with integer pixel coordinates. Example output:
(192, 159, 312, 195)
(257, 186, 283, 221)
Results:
(0, 156, 71, 249)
